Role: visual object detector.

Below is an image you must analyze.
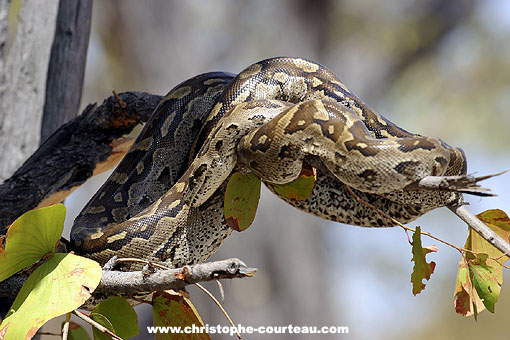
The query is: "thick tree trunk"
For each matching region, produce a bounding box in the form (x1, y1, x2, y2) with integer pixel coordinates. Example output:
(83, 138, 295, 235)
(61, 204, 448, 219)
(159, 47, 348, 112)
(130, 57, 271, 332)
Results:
(40, 0, 93, 144)
(0, 0, 59, 182)
(0, 0, 59, 319)
(0, 0, 8, 77)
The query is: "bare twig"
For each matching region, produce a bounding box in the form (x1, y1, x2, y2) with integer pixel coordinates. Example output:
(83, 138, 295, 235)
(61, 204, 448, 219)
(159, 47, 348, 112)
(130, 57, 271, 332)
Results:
(112, 90, 127, 109)
(115, 256, 243, 336)
(449, 204, 510, 255)
(116, 257, 170, 270)
(195, 282, 242, 339)
(61, 322, 69, 340)
(345, 181, 510, 261)
(72, 310, 122, 340)
(61, 312, 70, 340)
(344, 184, 470, 254)
(215, 278, 225, 301)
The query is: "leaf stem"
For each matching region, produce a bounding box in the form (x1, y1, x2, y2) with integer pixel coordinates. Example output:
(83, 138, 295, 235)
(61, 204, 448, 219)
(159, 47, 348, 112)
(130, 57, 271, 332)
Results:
(343, 184, 470, 254)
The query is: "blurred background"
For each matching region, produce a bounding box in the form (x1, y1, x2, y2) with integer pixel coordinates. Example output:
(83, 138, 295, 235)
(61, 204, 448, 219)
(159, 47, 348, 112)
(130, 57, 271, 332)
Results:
(42, 0, 510, 339)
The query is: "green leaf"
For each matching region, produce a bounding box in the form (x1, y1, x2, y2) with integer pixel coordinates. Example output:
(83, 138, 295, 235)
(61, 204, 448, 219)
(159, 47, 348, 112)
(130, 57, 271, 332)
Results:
(0, 204, 66, 282)
(0, 253, 101, 339)
(270, 163, 316, 201)
(66, 321, 91, 340)
(224, 172, 261, 231)
(469, 254, 501, 313)
(152, 290, 210, 340)
(91, 297, 139, 340)
(410, 226, 437, 295)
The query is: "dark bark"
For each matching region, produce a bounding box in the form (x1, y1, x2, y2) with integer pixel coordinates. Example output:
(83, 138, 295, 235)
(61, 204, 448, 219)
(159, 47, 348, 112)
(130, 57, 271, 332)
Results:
(0, 91, 161, 230)
(40, 0, 93, 144)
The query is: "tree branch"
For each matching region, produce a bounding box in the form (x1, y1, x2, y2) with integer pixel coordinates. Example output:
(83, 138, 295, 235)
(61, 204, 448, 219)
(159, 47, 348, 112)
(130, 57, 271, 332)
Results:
(73, 310, 122, 340)
(0, 89, 507, 308)
(0, 258, 256, 302)
(0, 91, 162, 229)
(97, 258, 256, 295)
(449, 204, 510, 255)
(417, 172, 510, 255)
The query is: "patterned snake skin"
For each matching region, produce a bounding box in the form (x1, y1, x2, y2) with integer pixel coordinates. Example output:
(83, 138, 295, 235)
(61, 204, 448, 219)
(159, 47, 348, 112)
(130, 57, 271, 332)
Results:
(71, 57, 466, 268)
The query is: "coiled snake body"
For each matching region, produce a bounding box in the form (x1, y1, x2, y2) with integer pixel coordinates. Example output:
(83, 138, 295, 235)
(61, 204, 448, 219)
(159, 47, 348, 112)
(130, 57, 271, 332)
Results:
(71, 57, 466, 268)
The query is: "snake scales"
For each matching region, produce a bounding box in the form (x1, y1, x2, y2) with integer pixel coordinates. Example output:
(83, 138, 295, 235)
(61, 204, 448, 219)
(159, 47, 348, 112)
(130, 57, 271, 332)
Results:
(71, 57, 466, 268)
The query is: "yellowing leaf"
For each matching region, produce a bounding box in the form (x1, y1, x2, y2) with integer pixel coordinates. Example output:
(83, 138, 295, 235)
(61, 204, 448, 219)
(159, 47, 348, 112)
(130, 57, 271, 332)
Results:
(270, 163, 316, 201)
(469, 209, 510, 262)
(410, 227, 437, 295)
(91, 297, 139, 340)
(0, 204, 66, 282)
(0, 253, 101, 340)
(152, 290, 210, 340)
(453, 261, 474, 316)
(453, 260, 484, 318)
(224, 172, 261, 231)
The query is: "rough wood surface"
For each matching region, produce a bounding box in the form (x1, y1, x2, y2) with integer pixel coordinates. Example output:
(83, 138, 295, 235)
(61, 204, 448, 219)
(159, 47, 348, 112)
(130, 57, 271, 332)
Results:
(0, 0, 59, 181)
(98, 258, 256, 295)
(450, 204, 510, 256)
(0, 258, 256, 300)
(0, 0, 7, 76)
(40, 0, 93, 143)
(0, 91, 162, 229)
